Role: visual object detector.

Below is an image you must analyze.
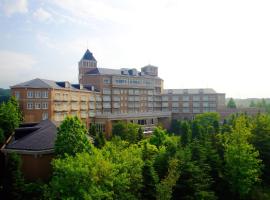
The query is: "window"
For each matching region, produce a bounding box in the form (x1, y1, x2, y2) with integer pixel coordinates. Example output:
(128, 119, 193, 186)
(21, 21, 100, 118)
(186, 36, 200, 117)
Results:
(183, 102, 189, 107)
(172, 102, 179, 107)
(27, 102, 33, 109)
(27, 91, 33, 98)
(42, 112, 48, 120)
(183, 108, 190, 113)
(193, 102, 200, 107)
(103, 88, 111, 94)
(162, 96, 168, 101)
(182, 96, 189, 101)
(35, 91, 41, 98)
(103, 78, 111, 84)
(203, 95, 209, 101)
(42, 91, 48, 98)
(15, 91, 20, 99)
(203, 102, 209, 107)
(42, 102, 48, 109)
(172, 96, 179, 101)
(193, 108, 200, 113)
(35, 103, 41, 109)
(193, 95, 200, 101)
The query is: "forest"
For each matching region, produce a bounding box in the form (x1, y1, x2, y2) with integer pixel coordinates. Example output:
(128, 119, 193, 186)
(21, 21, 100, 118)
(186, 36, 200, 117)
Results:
(1, 98, 270, 200)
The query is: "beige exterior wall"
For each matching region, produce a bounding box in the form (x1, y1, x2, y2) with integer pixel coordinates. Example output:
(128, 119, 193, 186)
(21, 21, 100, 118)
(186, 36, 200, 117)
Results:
(11, 87, 99, 129)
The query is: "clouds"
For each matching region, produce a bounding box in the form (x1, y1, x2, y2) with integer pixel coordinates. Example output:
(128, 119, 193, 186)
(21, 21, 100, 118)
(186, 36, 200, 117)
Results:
(0, 0, 270, 97)
(33, 8, 52, 22)
(1, 0, 28, 16)
(0, 50, 36, 87)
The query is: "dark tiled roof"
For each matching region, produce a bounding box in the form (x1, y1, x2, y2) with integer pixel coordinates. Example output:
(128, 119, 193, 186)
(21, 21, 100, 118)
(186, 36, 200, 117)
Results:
(11, 78, 95, 92)
(81, 49, 96, 61)
(86, 68, 121, 75)
(5, 120, 57, 151)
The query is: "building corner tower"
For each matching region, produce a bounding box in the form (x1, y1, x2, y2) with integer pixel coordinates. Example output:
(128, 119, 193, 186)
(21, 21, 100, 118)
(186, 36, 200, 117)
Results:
(78, 49, 97, 83)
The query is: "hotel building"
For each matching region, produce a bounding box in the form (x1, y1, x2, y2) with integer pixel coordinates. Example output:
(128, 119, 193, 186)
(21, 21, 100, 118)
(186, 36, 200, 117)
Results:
(11, 49, 226, 135)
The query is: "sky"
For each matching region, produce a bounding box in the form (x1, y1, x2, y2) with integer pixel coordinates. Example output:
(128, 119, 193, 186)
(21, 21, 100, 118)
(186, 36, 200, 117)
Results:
(0, 0, 269, 98)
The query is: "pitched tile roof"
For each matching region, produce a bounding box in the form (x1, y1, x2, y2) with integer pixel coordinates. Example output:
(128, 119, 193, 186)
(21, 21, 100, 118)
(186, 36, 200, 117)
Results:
(81, 49, 96, 61)
(11, 78, 95, 92)
(5, 120, 57, 151)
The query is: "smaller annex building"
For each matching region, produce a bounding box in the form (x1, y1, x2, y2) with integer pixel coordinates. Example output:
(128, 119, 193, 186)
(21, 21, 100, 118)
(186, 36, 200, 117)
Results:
(1, 120, 57, 181)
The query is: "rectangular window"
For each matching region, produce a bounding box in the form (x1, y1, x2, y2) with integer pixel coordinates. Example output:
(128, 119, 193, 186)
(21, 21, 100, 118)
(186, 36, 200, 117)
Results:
(35, 103, 41, 109)
(27, 91, 33, 98)
(183, 96, 189, 101)
(103, 78, 111, 84)
(27, 102, 33, 109)
(42, 102, 48, 109)
(203, 95, 209, 101)
(103, 88, 111, 94)
(35, 91, 41, 98)
(183, 108, 190, 113)
(193, 102, 200, 107)
(183, 102, 189, 107)
(14, 91, 20, 99)
(192, 95, 200, 101)
(172, 96, 179, 101)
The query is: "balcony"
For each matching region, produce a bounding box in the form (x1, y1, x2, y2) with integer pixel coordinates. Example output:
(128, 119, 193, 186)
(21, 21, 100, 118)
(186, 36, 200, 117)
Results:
(71, 104, 79, 110)
(81, 105, 88, 110)
(89, 111, 95, 117)
(54, 96, 62, 101)
(81, 96, 87, 102)
(80, 112, 88, 118)
(71, 96, 79, 101)
(89, 96, 95, 101)
(113, 97, 120, 101)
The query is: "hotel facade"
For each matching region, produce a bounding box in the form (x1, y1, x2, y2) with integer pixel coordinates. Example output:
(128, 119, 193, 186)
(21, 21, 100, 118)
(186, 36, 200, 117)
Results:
(11, 49, 226, 135)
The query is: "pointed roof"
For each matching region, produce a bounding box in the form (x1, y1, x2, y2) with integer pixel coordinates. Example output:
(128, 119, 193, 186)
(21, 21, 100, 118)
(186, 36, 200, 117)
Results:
(81, 49, 96, 61)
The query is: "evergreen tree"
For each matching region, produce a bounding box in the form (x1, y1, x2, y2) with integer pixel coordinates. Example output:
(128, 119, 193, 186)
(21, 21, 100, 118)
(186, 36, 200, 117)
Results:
(3, 153, 25, 200)
(138, 126, 144, 141)
(227, 98, 237, 108)
(224, 116, 262, 198)
(250, 100, 256, 107)
(141, 160, 159, 200)
(180, 121, 192, 146)
(251, 114, 270, 184)
(88, 123, 97, 137)
(94, 131, 106, 148)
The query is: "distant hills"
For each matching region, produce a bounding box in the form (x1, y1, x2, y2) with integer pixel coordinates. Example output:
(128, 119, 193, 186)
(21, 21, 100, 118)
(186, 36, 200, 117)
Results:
(0, 88, 10, 103)
(226, 98, 270, 108)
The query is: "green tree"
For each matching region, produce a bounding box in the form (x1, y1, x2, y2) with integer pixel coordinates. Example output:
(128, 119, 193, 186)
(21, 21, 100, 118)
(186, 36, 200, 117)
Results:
(3, 153, 25, 200)
(138, 127, 144, 141)
(112, 121, 140, 143)
(156, 158, 180, 200)
(141, 160, 159, 200)
(45, 152, 115, 200)
(0, 97, 22, 138)
(54, 116, 92, 157)
(0, 128, 5, 145)
(251, 114, 270, 184)
(150, 127, 168, 148)
(94, 131, 106, 148)
(227, 98, 237, 108)
(89, 123, 97, 137)
(250, 100, 256, 107)
(224, 116, 262, 198)
(112, 121, 126, 138)
(180, 121, 192, 146)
